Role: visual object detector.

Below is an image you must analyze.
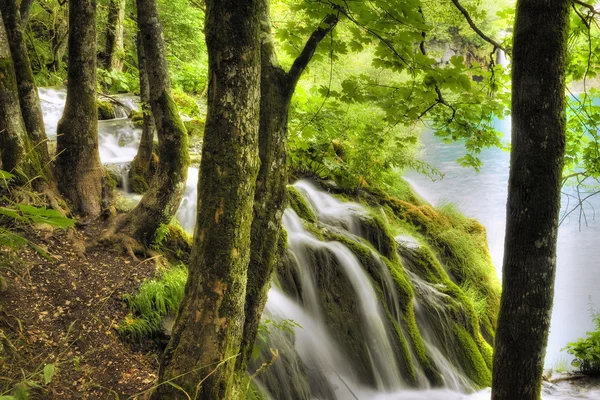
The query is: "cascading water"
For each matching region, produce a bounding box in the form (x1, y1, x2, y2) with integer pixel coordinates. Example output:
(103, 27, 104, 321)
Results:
(37, 88, 600, 399)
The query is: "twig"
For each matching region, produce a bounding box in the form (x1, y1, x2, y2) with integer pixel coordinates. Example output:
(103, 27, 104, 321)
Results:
(449, 0, 509, 54)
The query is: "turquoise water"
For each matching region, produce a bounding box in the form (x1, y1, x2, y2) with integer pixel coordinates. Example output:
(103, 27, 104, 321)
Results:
(407, 117, 600, 368)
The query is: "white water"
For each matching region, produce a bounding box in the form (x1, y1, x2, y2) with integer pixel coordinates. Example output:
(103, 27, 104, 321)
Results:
(36, 88, 600, 399)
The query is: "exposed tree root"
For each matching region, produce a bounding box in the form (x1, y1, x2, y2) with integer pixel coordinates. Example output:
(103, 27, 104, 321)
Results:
(88, 215, 162, 263)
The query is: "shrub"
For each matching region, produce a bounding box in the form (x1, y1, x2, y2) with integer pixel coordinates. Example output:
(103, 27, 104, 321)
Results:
(563, 313, 600, 376)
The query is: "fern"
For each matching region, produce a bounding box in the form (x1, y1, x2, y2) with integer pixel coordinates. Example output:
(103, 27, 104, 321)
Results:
(117, 265, 187, 341)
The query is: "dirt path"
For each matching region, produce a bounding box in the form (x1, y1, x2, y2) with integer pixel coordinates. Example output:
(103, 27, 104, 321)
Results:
(0, 223, 159, 399)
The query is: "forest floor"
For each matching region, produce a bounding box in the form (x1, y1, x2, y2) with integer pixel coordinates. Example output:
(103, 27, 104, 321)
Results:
(2, 222, 600, 399)
(0, 222, 159, 399)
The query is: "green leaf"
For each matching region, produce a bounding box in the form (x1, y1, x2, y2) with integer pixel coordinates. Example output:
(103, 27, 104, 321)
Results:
(43, 363, 56, 385)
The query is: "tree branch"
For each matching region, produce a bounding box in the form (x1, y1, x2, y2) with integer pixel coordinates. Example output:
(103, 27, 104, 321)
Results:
(287, 13, 338, 90)
(449, 0, 508, 54)
(573, 0, 600, 16)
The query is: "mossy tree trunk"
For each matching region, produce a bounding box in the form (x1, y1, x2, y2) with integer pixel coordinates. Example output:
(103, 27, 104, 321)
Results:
(114, 0, 189, 243)
(0, 15, 41, 181)
(19, 0, 34, 26)
(150, 0, 261, 398)
(105, 0, 125, 72)
(491, 0, 569, 399)
(236, 1, 338, 382)
(128, 32, 156, 194)
(0, 0, 53, 187)
(54, 0, 105, 217)
(49, 5, 68, 72)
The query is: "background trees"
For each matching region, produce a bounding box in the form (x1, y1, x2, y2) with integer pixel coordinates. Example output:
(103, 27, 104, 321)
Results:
(113, 0, 189, 243)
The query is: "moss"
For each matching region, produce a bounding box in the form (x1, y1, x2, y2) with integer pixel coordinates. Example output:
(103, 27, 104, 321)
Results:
(355, 213, 397, 259)
(287, 186, 317, 223)
(160, 222, 193, 264)
(280, 176, 500, 391)
(130, 109, 144, 127)
(300, 243, 377, 385)
(452, 323, 492, 387)
(401, 307, 444, 386)
(388, 313, 418, 386)
(104, 167, 120, 190)
(172, 89, 201, 118)
(183, 119, 205, 137)
(389, 197, 501, 339)
(130, 174, 149, 194)
(97, 100, 116, 120)
(113, 193, 138, 213)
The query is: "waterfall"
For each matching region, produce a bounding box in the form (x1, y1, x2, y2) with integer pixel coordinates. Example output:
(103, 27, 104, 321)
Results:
(254, 181, 488, 399)
(36, 88, 600, 400)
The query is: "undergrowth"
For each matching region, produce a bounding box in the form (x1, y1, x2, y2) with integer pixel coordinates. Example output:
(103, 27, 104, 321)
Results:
(117, 265, 187, 341)
(563, 310, 600, 376)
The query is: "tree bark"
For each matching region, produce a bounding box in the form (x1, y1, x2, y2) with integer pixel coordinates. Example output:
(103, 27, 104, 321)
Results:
(114, 0, 189, 243)
(105, 0, 125, 72)
(236, 2, 338, 383)
(128, 32, 156, 194)
(0, 15, 41, 181)
(491, 1, 570, 399)
(0, 0, 53, 185)
(150, 0, 261, 398)
(19, 0, 35, 26)
(54, 0, 105, 217)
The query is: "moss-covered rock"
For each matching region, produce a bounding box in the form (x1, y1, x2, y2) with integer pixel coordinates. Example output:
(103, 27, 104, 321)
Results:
(172, 89, 201, 118)
(158, 222, 193, 264)
(113, 193, 139, 213)
(130, 109, 144, 127)
(183, 119, 205, 137)
(97, 100, 116, 120)
(287, 186, 317, 224)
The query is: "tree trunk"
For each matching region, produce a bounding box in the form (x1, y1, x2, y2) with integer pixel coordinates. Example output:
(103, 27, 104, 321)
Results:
(49, 4, 68, 72)
(128, 32, 156, 194)
(54, 0, 105, 217)
(0, 0, 53, 186)
(105, 0, 125, 72)
(150, 0, 261, 398)
(491, 1, 570, 399)
(114, 0, 189, 243)
(236, 1, 338, 385)
(19, 0, 35, 26)
(0, 15, 41, 181)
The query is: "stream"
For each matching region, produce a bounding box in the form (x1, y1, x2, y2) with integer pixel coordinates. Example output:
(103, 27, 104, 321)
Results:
(37, 88, 600, 399)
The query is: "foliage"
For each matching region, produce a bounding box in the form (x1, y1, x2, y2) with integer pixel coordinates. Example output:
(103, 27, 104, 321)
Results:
(97, 67, 139, 93)
(158, 0, 208, 93)
(0, 173, 75, 255)
(275, 0, 511, 176)
(151, 222, 172, 250)
(563, 312, 600, 376)
(561, 4, 600, 193)
(172, 88, 201, 119)
(117, 265, 187, 341)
